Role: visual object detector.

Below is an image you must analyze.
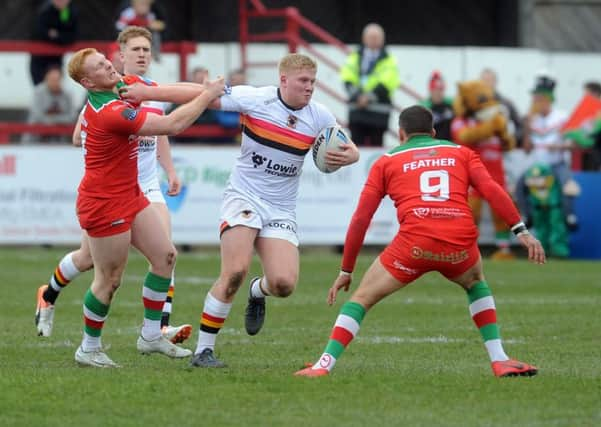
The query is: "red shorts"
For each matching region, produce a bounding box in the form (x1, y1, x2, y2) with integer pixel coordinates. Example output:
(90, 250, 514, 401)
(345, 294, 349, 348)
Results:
(76, 193, 150, 237)
(379, 233, 480, 284)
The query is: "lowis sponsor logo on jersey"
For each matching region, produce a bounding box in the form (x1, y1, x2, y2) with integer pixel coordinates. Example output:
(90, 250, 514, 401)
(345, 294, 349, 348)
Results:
(251, 152, 298, 177)
(0, 155, 16, 175)
(138, 137, 156, 151)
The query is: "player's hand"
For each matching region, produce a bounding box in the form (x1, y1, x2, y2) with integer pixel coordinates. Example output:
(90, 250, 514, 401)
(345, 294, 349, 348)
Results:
(119, 82, 148, 104)
(203, 76, 226, 99)
(518, 233, 546, 265)
(325, 141, 360, 168)
(166, 171, 181, 196)
(327, 273, 352, 306)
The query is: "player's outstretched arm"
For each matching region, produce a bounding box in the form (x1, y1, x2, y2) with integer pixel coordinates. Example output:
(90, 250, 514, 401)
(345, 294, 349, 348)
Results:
(137, 77, 225, 136)
(120, 81, 203, 105)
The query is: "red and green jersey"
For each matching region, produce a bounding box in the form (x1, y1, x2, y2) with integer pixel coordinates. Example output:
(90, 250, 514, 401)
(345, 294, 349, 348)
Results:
(341, 135, 521, 272)
(78, 77, 148, 198)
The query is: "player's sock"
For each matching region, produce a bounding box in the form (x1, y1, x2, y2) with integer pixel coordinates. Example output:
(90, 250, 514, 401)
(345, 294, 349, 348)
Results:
(312, 301, 366, 372)
(141, 272, 171, 341)
(44, 251, 82, 304)
(250, 276, 270, 298)
(161, 272, 175, 328)
(195, 292, 232, 354)
(466, 281, 509, 362)
(82, 289, 109, 351)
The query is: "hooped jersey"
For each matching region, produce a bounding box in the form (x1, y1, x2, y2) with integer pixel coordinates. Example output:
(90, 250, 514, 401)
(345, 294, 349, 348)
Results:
(78, 79, 147, 198)
(220, 85, 336, 211)
(341, 136, 522, 272)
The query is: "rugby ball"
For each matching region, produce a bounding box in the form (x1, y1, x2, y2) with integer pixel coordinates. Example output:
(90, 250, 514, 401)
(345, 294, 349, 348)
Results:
(312, 125, 351, 173)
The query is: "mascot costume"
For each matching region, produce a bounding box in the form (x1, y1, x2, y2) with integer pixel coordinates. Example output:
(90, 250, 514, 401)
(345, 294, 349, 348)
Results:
(450, 80, 516, 259)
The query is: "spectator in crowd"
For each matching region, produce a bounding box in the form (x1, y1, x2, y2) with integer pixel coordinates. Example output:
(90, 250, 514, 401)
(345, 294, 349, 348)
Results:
(30, 0, 79, 85)
(116, 0, 165, 61)
(480, 68, 522, 146)
(340, 23, 400, 146)
(420, 71, 454, 140)
(522, 74, 579, 230)
(22, 65, 76, 144)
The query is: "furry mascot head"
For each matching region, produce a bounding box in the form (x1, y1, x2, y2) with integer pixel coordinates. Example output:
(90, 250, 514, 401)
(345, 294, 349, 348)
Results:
(453, 80, 516, 151)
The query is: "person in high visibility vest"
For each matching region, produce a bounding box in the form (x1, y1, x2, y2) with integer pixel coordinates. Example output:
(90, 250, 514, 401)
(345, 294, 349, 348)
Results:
(340, 23, 400, 147)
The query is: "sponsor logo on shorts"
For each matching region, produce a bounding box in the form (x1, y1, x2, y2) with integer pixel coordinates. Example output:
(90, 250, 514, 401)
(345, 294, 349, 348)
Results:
(111, 219, 125, 226)
(240, 210, 253, 219)
(392, 260, 419, 274)
(266, 221, 296, 233)
(411, 246, 469, 264)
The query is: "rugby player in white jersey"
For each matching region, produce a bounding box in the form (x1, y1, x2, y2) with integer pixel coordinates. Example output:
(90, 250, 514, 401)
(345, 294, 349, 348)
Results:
(35, 26, 192, 345)
(119, 53, 361, 367)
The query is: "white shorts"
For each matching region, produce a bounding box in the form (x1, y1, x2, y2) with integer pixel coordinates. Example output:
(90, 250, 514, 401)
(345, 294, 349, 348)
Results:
(220, 187, 299, 246)
(139, 176, 166, 204)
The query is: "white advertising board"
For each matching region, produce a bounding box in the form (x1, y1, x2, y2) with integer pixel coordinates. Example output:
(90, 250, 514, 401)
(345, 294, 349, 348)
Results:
(1, 145, 509, 245)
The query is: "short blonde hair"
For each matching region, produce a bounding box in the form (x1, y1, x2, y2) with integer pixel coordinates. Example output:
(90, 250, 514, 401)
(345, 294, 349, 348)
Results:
(68, 48, 97, 83)
(278, 53, 317, 74)
(117, 26, 152, 47)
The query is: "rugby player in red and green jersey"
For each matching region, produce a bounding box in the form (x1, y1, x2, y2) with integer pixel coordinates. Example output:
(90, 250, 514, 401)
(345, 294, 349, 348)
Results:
(66, 47, 224, 367)
(296, 105, 546, 378)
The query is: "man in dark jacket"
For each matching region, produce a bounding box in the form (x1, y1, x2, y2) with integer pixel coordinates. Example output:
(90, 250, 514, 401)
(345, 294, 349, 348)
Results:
(340, 23, 399, 146)
(30, 0, 79, 85)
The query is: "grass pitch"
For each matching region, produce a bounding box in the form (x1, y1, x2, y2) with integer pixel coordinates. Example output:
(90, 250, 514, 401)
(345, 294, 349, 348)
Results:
(0, 247, 600, 427)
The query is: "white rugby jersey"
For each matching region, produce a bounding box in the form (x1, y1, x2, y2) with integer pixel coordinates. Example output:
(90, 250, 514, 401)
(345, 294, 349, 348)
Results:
(137, 94, 168, 184)
(220, 85, 336, 211)
(529, 108, 568, 165)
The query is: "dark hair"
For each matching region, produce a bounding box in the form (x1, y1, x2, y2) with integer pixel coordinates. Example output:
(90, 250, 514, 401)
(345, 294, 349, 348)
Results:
(398, 105, 433, 134)
(584, 81, 601, 98)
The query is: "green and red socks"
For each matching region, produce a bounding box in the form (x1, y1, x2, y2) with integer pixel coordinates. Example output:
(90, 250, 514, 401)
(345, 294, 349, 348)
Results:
(82, 289, 109, 351)
(312, 301, 366, 372)
(467, 281, 509, 362)
(44, 252, 81, 304)
(141, 272, 171, 341)
(195, 292, 232, 354)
